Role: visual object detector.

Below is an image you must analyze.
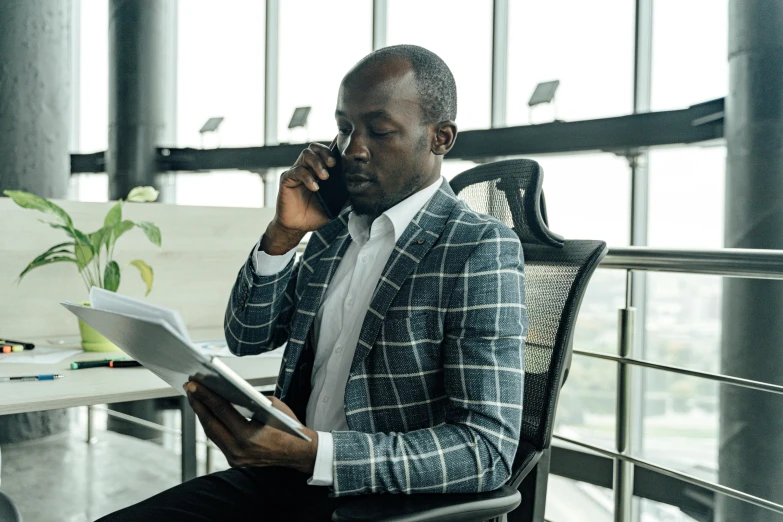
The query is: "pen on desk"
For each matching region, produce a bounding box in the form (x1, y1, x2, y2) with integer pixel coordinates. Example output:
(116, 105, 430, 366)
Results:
(0, 339, 35, 350)
(1, 344, 24, 354)
(70, 358, 128, 370)
(0, 374, 63, 382)
(109, 360, 142, 368)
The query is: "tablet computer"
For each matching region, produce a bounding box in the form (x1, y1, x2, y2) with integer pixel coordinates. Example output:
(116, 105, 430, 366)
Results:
(61, 302, 309, 441)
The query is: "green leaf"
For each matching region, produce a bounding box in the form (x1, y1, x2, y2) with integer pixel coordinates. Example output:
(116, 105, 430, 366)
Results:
(104, 201, 122, 228)
(113, 220, 135, 243)
(104, 260, 121, 292)
(18, 256, 77, 281)
(127, 186, 159, 202)
(29, 242, 74, 265)
(75, 242, 94, 268)
(89, 226, 111, 254)
(135, 221, 162, 247)
(4, 190, 73, 227)
(129, 260, 154, 296)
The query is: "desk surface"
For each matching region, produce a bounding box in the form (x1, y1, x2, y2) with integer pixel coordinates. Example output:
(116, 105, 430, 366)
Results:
(0, 329, 282, 415)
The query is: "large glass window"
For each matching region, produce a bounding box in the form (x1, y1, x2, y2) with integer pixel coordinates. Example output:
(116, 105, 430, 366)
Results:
(507, 0, 635, 126)
(387, 0, 493, 131)
(177, 0, 265, 148)
(651, 0, 729, 111)
(277, 0, 372, 143)
(78, 0, 109, 154)
(176, 0, 267, 206)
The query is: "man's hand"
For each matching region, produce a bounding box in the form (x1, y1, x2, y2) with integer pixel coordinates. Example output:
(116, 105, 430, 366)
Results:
(183, 381, 318, 475)
(261, 140, 338, 256)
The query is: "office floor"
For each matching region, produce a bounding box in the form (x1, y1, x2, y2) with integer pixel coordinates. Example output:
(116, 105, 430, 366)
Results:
(1, 430, 182, 521)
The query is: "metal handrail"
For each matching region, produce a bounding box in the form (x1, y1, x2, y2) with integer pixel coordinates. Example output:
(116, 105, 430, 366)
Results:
(601, 247, 783, 279)
(572, 349, 783, 396)
(553, 434, 783, 516)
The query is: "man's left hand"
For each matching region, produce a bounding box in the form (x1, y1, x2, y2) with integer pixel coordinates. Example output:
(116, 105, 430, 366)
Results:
(183, 381, 318, 475)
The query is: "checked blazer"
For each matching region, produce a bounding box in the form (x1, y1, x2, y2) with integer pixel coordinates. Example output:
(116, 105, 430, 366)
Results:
(224, 180, 527, 497)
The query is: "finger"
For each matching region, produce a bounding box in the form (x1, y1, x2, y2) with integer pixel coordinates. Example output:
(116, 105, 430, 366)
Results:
(280, 164, 319, 191)
(310, 141, 337, 170)
(185, 381, 249, 436)
(268, 396, 299, 421)
(185, 392, 234, 453)
(302, 147, 331, 181)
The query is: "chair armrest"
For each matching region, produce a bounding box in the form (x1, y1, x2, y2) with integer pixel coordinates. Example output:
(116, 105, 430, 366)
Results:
(331, 485, 521, 522)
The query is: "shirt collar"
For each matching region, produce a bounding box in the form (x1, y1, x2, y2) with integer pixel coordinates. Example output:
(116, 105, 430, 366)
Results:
(347, 177, 444, 247)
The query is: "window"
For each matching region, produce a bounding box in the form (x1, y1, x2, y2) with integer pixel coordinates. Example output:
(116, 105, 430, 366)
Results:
(507, 0, 635, 126)
(277, 0, 372, 143)
(387, 0, 493, 131)
(177, 0, 266, 148)
(651, 0, 729, 111)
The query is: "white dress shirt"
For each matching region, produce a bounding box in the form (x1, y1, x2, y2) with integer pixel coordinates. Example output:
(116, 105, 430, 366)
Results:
(252, 177, 443, 486)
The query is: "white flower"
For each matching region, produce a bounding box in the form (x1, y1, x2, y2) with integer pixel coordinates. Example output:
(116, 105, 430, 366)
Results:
(127, 186, 160, 203)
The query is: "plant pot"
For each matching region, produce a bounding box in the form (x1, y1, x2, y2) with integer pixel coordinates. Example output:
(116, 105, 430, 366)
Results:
(78, 302, 123, 353)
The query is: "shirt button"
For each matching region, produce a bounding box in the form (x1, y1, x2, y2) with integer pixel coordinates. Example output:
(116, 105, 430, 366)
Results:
(335, 345, 343, 354)
(322, 394, 329, 403)
(346, 297, 354, 308)
(361, 254, 370, 263)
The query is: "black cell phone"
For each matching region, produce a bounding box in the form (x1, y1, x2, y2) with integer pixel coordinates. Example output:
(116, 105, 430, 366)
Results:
(314, 142, 349, 219)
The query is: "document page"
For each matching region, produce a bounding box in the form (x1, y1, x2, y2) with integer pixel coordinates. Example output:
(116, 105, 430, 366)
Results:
(89, 287, 191, 341)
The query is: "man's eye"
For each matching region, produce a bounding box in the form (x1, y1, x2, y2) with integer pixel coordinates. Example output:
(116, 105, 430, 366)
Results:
(370, 130, 393, 137)
(337, 127, 351, 135)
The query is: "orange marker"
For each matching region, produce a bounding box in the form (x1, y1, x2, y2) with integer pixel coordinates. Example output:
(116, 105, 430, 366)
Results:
(1, 345, 23, 354)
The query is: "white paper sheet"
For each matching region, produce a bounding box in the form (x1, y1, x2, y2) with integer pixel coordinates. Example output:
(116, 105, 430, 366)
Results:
(0, 346, 83, 364)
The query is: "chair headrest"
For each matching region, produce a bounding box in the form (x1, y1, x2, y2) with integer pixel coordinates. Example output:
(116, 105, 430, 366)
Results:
(450, 159, 565, 248)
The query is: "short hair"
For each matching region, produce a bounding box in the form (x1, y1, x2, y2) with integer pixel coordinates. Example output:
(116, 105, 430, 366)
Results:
(357, 45, 457, 124)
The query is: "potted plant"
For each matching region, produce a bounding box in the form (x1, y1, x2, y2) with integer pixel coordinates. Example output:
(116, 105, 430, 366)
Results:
(3, 186, 163, 351)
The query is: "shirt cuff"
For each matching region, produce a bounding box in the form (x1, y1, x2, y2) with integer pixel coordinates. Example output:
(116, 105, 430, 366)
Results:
(307, 431, 334, 487)
(251, 240, 297, 276)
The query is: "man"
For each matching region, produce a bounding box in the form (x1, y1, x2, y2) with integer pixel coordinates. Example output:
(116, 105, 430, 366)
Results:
(103, 44, 525, 521)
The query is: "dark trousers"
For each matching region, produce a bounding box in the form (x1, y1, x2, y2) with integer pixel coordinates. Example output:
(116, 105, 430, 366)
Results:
(97, 466, 349, 521)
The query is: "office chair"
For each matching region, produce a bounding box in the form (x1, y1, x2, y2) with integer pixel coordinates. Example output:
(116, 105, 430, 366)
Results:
(0, 491, 22, 522)
(332, 159, 607, 522)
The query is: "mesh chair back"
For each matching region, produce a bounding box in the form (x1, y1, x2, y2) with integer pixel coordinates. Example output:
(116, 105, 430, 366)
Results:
(450, 159, 607, 467)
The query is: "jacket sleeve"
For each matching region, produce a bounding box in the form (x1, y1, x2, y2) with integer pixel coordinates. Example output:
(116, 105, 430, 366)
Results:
(224, 247, 301, 356)
(330, 224, 526, 496)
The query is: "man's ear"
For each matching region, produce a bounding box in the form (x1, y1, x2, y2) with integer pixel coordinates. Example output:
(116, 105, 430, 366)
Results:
(431, 121, 458, 156)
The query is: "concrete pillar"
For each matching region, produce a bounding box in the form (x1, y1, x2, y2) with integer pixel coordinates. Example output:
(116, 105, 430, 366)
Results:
(0, 0, 73, 443)
(718, 2, 783, 521)
(0, 0, 72, 197)
(107, 0, 177, 439)
(107, 0, 176, 201)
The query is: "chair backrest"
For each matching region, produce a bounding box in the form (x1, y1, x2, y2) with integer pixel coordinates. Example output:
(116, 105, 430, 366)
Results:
(450, 159, 607, 467)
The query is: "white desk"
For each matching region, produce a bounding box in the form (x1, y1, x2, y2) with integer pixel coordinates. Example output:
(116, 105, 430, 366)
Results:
(0, 329, 283, 481)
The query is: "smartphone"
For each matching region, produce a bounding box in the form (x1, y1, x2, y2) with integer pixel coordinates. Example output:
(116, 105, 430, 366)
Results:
(314, 142, 349, 219)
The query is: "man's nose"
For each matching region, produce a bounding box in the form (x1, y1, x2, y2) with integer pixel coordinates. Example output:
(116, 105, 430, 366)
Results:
(344, 133, 369, 162)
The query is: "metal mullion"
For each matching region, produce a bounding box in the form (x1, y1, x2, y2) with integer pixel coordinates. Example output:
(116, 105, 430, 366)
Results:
(554, 434, 783, 516)
(491, 0, 509, 128)
(372, 0, 387, 50)
(572, 349, 783, 396)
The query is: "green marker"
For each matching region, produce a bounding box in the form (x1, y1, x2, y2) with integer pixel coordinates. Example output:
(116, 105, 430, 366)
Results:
(70, 358, 127, 370)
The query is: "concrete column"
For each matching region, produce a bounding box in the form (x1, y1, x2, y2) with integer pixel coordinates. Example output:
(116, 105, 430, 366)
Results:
(718, 2, 783, 521)
(0, 0, 73, 443)
(107, 0, 176, 201)
(0, 0, 72, 197)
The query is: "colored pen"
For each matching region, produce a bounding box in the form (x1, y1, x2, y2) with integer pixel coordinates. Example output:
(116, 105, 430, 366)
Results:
(0, 374, 63, 382)
(0, 339, 35, 350)
(1, 345, 24, 354)
(109, 360, 142, 368)
(70, 358, 126, 370)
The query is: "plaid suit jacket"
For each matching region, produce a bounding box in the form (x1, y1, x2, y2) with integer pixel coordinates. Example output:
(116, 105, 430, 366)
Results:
(225, 180, 526, 497)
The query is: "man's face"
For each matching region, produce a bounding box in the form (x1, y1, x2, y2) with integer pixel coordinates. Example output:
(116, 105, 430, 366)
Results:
(335, 61, 438, 219)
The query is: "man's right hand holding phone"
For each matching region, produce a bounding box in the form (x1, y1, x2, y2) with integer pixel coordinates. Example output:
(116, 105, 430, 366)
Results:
(260, 140, 337, 256)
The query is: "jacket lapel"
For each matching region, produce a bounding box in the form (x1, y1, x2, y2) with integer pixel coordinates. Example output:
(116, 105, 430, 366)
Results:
(350, 181, 459, 373)
(284, 213, 352, 375)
